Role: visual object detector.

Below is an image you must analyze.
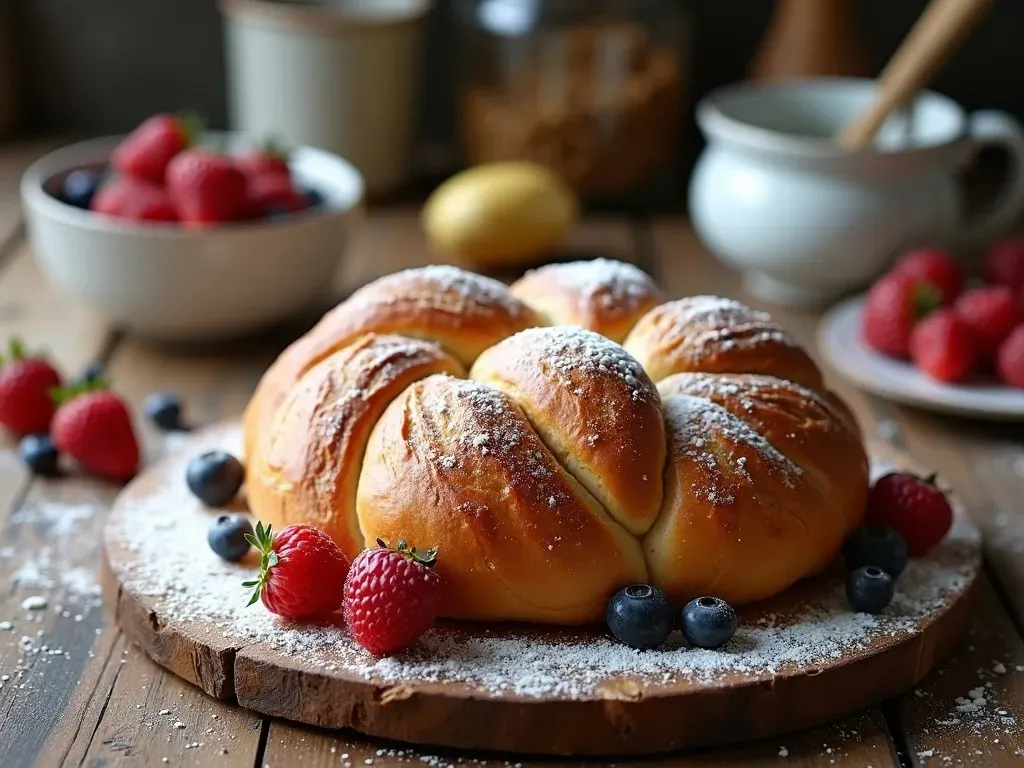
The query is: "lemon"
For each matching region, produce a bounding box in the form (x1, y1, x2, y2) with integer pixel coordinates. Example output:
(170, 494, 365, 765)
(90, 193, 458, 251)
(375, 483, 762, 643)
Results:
(422, 162, 578, 268)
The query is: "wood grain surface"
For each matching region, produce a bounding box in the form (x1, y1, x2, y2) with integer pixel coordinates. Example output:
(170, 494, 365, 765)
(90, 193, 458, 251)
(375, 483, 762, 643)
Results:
(0, 138, 1019, 765)
(103, 420, 981, 756)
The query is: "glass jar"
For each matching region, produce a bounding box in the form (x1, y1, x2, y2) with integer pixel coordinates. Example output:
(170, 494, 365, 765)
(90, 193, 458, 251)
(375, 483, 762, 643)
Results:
(454, 0, 688, 203)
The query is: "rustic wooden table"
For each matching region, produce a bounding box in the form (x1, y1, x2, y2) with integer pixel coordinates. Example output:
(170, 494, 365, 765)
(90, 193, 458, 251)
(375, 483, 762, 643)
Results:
(0, 142, 1022, 768)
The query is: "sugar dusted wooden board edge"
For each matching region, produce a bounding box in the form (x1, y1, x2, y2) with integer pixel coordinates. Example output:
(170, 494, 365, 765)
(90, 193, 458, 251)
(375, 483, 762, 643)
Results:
(103, 421, 980, 757)
(101, 544, 240, 702)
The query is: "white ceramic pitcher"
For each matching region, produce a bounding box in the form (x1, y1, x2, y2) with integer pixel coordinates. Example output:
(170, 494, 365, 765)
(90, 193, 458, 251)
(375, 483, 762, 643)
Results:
(689, 78, 1024, 306)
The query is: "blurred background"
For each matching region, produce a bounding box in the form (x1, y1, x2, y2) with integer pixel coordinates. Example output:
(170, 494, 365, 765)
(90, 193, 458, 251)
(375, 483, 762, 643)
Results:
(6, 0, 1022, 209)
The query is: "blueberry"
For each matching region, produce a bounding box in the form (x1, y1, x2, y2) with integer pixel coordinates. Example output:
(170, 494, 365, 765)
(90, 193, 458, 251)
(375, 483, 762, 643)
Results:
(144, 391, 186, 432)
(78, 362, 106, 385)
(846, 566, 895, 614)
(19, 434, 60, 477)
(302, 187, 325, 209)
(186, 450, 245, 507)
(264, 206, 293, 221)
(606, 584, 674, 650)
(61, 169, 100, 209)
(681, 596, 738, 649)
(844, 524, 908, 578)
(208, 513, 254, 561)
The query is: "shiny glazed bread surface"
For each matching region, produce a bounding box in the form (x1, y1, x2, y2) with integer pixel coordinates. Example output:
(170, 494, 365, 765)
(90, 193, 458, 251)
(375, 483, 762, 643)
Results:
(244, 260, 869, 624)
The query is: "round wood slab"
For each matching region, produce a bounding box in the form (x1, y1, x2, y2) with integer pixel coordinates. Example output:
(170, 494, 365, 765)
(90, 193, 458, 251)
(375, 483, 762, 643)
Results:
(103, 423, 981, 757)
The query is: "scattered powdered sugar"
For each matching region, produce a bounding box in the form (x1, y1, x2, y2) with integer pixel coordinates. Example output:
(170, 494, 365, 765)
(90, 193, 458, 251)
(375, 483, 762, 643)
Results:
(654, 296, 797, 353)
(10, 501, 97, 537)
(9, 544, 102, 605)
(662, 392, 801, 498)
(512, 325, 657, 403)
(20, 595, 48, 611)
(376, 265, 530, 320)
(7, 502, 104, 609)
(907, 655, 1024, 763)
(526, 259, 659, 313)
(111, 425, 980, 701)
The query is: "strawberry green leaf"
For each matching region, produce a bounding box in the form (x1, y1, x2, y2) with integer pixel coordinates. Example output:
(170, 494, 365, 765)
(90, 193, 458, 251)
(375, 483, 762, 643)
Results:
(911, 284, 942, 319)
(258, 137, 291, 162)
(375, 535, 438, 568)
(51, 377, 109, 406)
(177, 111, 206, 148)
(243, 520, 279, 607)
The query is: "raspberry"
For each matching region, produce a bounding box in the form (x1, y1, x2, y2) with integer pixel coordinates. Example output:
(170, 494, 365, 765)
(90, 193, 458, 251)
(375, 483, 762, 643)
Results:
(343, 538, 441, 656)
(865, 472, 953, 557)
(244, 522, 349, 620)
(953, 286, 1021, 363)
(983, 237, 1024, 292)
(892, 248, 963, 304)
(996, 324, 1024, 389)
(862, 272, 940, 359)
(909, 309, 976, 383)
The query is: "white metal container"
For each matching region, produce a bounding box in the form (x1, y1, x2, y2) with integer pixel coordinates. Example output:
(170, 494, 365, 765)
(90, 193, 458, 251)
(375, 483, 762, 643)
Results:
(221, 0, 430, 196)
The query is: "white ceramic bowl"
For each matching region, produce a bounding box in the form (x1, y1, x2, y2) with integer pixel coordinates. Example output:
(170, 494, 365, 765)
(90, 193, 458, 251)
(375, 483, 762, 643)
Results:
(688, 79, 1024, 308)
(21, 133, 365, 341)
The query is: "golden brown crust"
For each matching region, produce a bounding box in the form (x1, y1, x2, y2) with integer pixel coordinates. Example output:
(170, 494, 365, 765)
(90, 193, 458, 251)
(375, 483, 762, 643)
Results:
(245, 267, 872, 625)
(470, 327, 665, 535)
(510, 259, 665, 342)
(623, 296, 824, 389)
(307, 265, 541, 366)
(243, 265, 540, 461)
(645, 373, 868, 606)
(355, 374, 648, 624)
(246, 335, 464, 560)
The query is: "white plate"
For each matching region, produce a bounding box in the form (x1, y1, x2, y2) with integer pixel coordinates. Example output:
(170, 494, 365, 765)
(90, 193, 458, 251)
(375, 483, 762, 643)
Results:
(817, 297, 1024, 421)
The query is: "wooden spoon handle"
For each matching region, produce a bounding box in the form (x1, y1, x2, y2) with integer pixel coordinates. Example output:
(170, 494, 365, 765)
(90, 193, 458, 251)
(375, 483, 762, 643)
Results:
(836, 0, 993, 149)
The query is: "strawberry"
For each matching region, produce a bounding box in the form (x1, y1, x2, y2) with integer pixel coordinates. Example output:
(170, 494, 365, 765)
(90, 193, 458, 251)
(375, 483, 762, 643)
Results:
(0, 339, 62, 436)
(996, 324, 1024, 389)
(862, 271, 940, 359)
(51, 383, 140, 481)
(865, 472, 953, 557)
(166, 149, 247, 226)
(344, 538, 440, 656)
(953, 286, 1021, 364)
(983, 237, 1024, 292)
(111, 113, 199, 185)
(244, 522, 349, 620)
(91, 177, 177, 223)
(891, 248, 963, 304)
(246, 173, 306, 218)
(235, 142, 291, 184)
(909, 309, 976, 383)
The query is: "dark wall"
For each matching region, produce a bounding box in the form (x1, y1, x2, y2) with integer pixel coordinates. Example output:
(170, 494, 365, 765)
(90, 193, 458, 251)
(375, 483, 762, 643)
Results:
(14, 1, 1024, 148)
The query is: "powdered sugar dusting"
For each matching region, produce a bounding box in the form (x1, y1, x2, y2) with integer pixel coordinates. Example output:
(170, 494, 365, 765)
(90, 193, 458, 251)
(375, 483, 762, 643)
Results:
(525, 259, 659, 313)
(662, 392, 801, 498)
(515, 326, 657, 403)
(384, 265, 530, 320)
(654, 296, 797, 352)
(109, 425, 979, 701)
(11, 501, 96, 538)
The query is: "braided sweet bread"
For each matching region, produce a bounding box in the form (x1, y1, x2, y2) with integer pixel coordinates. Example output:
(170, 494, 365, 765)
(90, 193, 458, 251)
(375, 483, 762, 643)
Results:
(244, 259, 868, 624)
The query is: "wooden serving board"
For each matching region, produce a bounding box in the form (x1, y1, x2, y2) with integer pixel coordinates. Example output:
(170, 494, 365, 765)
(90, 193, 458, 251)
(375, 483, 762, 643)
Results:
(102, 423, 981, 757)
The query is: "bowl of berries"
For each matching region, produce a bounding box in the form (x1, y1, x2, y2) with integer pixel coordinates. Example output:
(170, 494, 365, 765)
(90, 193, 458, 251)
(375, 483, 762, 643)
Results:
(818, 243, 1024, 420)
(21, 114, 365, 341)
